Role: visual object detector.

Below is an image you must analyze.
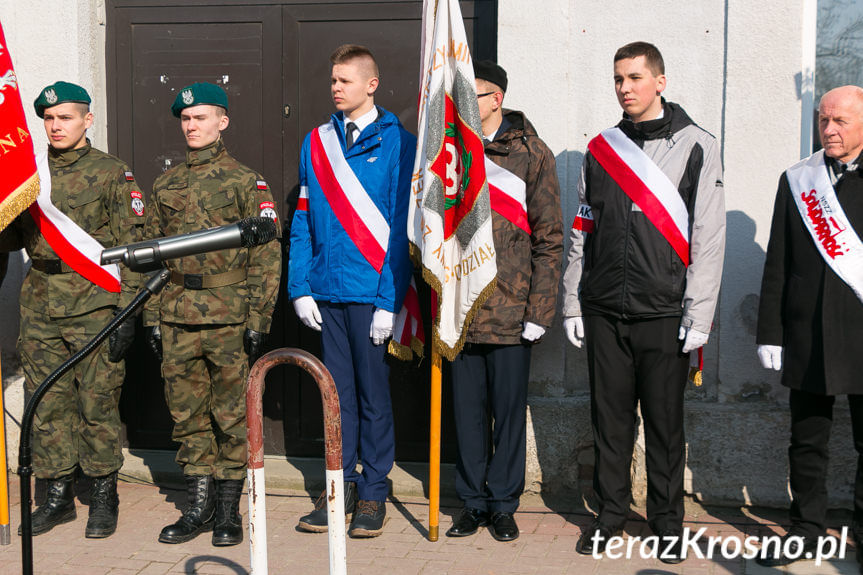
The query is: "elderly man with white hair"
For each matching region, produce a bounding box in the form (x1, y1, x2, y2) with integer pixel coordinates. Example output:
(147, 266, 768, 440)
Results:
(757, 85, 863, 567)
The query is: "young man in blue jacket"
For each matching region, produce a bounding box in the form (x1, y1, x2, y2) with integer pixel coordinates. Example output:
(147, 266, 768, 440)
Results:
(288, 44, 416, 537)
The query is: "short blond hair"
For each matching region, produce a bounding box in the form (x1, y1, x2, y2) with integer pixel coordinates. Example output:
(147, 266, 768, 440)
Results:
(330, 44, 380, 79)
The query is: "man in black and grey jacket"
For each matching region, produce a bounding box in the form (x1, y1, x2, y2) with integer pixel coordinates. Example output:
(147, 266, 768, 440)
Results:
(561, 41, 725, 564)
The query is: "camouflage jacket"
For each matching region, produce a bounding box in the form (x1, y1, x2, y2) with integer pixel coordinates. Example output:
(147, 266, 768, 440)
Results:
(0, 142, 146, 317)
(144, 139, 281, 333)
(465, 110, 563, 345)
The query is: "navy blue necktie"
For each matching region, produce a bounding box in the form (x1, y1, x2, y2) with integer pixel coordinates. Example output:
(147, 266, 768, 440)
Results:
(346, 122, 357, 148)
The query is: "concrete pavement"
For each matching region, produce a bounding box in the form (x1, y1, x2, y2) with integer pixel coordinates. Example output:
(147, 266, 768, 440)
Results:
(0, 471, 860, 575)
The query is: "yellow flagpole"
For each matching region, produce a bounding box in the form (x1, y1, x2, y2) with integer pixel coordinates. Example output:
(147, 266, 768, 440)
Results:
(428, 348, 442, 541)
(0, 355, 10, 545)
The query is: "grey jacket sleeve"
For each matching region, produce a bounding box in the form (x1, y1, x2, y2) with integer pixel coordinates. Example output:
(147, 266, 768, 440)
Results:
(680, 136, 726, 333)
(561, 163, 588, 317)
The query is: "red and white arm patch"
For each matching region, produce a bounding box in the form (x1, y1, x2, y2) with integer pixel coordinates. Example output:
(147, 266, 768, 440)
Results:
(130, 190, 145, 216)
(256, 180, 268, 190)
(572, 204, 594, 233)
(259, 200, 278, 222)
(124, 171, 135, 182)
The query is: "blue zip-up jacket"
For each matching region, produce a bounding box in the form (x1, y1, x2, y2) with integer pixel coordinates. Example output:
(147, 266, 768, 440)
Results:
(288, 107, 416, 313)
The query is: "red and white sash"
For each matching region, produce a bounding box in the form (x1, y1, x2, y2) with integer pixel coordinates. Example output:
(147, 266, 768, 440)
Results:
(786, 150, 863, 303)
(310, 123, 389, 273)
(28, 151, 121, 292)
(485, 157, 530, 235)
(588, 127, 690, 265)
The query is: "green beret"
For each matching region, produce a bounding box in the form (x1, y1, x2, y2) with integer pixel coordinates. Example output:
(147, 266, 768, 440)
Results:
(34, 81, 91, 118)
(172, 82, 229, 118)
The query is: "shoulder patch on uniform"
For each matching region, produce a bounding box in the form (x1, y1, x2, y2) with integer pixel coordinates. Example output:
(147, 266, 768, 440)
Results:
(259, 200, 277, 222)
(256, 180, 268, 190)
(130, 190, 145, 216)
(125, 171, 135, 182)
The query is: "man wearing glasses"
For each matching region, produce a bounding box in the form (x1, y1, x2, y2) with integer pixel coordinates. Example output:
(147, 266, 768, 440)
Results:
(446, 60, 562, 542)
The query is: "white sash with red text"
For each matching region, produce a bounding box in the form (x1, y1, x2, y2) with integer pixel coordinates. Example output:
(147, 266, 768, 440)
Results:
(485, 157, 530, 235)
(27, 151, 121, 292)
(588, 127, 690, 265)
(309, 123, 390, 273)
(787, 150, 863, 304)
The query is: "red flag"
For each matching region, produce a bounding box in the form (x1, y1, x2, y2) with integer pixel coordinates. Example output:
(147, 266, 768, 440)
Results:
(0, 22, 39, 232)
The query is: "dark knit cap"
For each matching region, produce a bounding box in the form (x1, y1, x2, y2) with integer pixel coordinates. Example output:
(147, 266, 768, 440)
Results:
(473, 60, 507, 92)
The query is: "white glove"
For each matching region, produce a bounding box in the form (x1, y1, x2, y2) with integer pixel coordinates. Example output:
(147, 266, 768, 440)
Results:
(521, 321, 546, 342)
(563, 317, 585, 348)
(370, 308, 395, 345)
(293, 296, 322, 332)
(757, 345, 783, 371)
(678, 325, 709, 353)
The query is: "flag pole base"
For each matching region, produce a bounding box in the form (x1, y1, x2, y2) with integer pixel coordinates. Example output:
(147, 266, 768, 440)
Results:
(0, 524, 9, 545)
(428, 525, 439, 542)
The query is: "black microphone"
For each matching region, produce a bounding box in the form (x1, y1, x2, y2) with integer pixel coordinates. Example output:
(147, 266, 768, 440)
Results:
(101, 217, 278, 272)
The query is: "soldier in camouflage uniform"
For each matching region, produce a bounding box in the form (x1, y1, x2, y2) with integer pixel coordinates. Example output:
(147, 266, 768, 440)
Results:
(446, 62, 562, 542)
(144, 82, 281, 547)
(0, 81, 145, 538)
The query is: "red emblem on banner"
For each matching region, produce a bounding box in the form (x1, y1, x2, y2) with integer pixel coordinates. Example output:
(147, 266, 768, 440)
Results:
(428, 93, 486, 239)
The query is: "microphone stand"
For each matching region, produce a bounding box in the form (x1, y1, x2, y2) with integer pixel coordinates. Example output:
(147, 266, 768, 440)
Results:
(17, 268, 170, 575)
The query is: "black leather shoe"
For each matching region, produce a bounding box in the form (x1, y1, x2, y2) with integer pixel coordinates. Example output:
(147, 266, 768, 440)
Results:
(20, 475, 76, 536)
(85, 472, 119, 538)
(159, 475, 216, 544)
(212, 479, 244, 546)
(489, 512, 519, 542)
(576, 520, 622, 555)
(755, 531, 821, 567)
(297, 482, 357, 533)
(656, 529, 685, 564)
(349, 500, 386, 538)
(446, 507, 488, 537)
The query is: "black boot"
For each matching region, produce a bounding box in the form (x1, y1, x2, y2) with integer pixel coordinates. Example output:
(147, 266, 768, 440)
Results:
(158, 475, 215, 544)
(85, 472, 119, 538)
(297, 481, 357, 533)
(212, 479, 244, 546)
(20, 475, 76, 536)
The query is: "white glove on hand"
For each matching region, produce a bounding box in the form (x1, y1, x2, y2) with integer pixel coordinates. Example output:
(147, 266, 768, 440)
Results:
(293, 296, 322, 332)
(678, 325, 709, 353)
(370, 308, 395, 346)
(757, 345, 783, 371)
(563, 317, 585, 348)
(521, 321, 546, 342)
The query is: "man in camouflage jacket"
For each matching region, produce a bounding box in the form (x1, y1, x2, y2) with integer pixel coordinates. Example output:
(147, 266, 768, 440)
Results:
(446, 61, 563, 542)
(144, 82, 281, 547)
(0, 81, 145, 538)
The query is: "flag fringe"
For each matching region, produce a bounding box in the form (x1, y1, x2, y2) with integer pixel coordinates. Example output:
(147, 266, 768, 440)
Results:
(0, 172, 39, 232)
(387, 336, 425, 362)
(411, 242, 497, 361)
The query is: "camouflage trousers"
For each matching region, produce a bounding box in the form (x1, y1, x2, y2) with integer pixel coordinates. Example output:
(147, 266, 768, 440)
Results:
(161, 322, 249, 480)
(18, 305, 124, 479)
